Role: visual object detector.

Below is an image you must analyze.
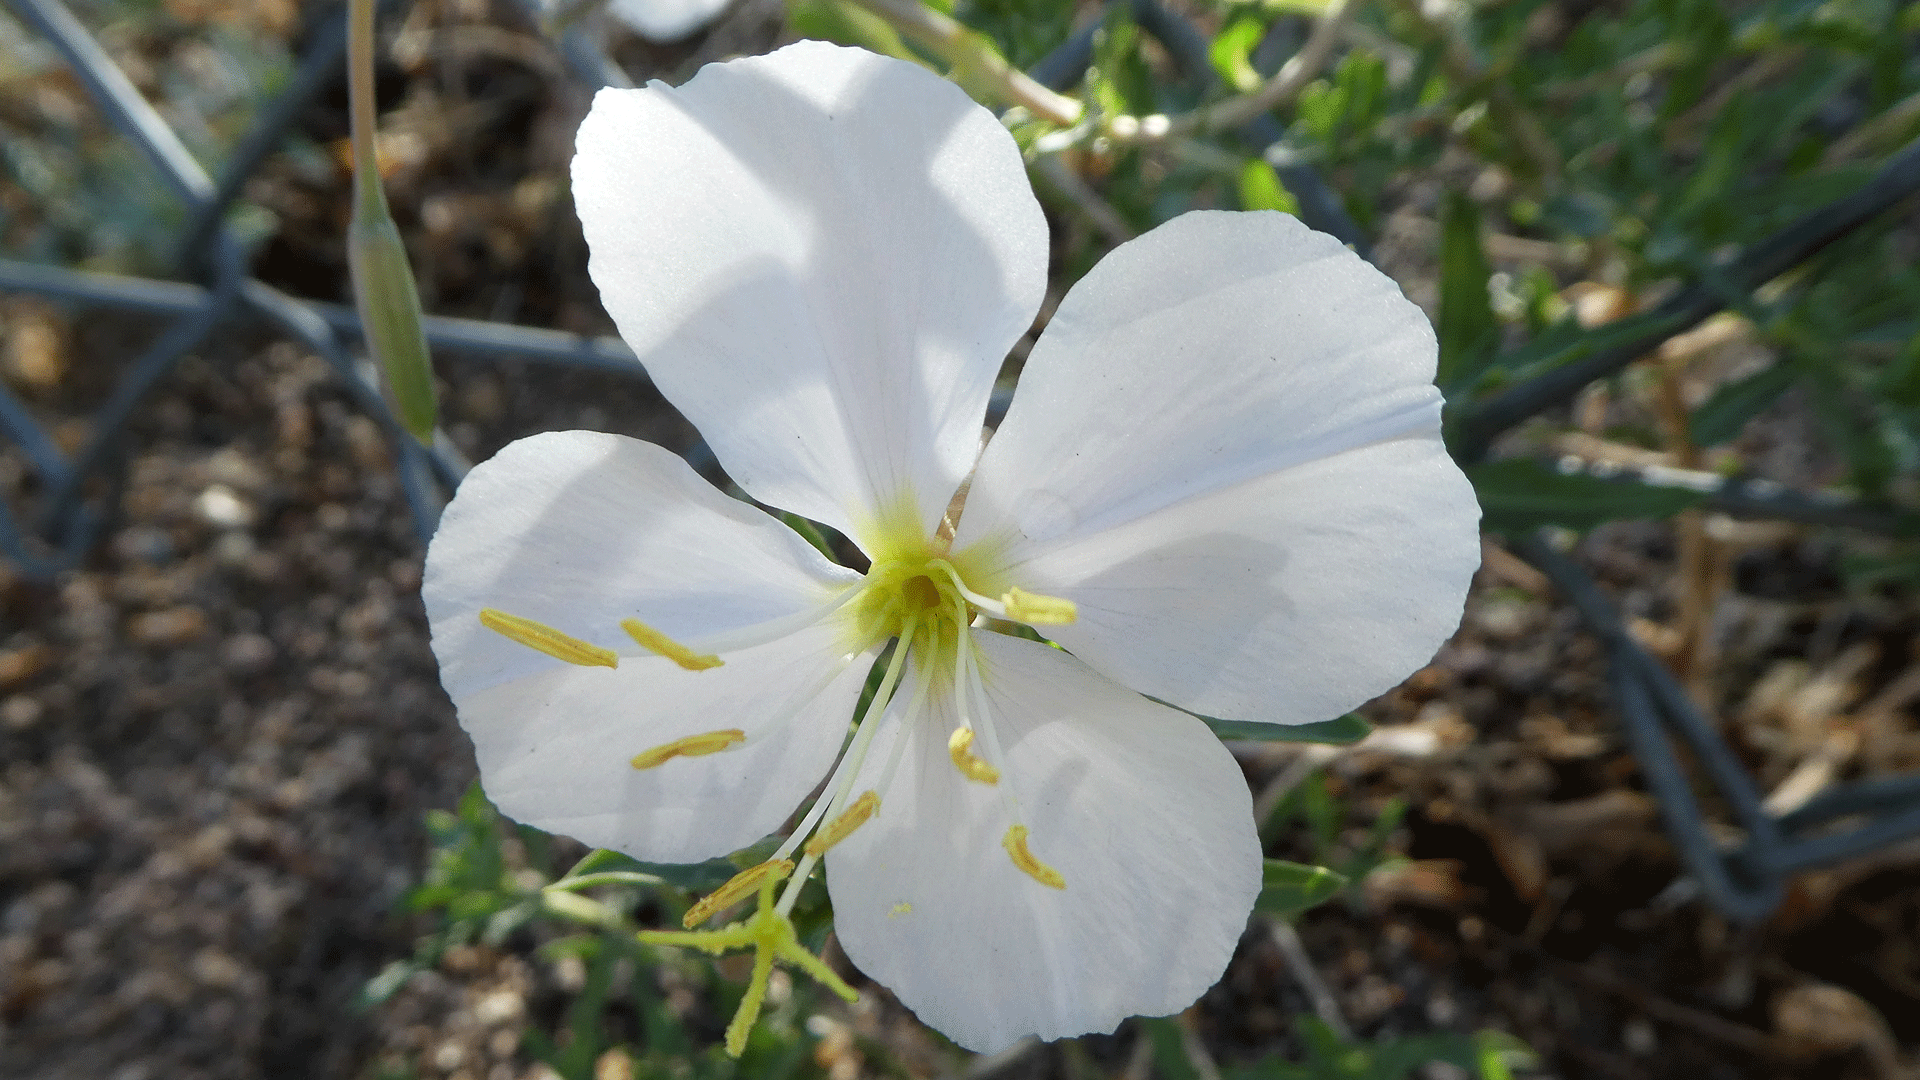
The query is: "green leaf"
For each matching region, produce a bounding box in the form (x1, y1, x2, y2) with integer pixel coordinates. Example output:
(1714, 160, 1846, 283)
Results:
(1238, 158, 1301, 215)
(1690, 363, 1796, 445)
(1201, 712, 1372, 744)
(1209, 15, 1267, 93)
(1144, 1017, 1200, 1080)
(778, 511, 836, 559)
(782, 0, 920, 62)
(555, 846, 738, 893)
(359, 958, 419, 1007)
(1256, 860, 1349, 920)
(1436, 191, 1498, 393)
(1468, 458, 1707, 534)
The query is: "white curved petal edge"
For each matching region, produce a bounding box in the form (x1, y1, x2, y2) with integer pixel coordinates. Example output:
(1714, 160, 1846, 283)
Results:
(463, 622, 873, 864)
(827, 633, 1262, 1052)
(572, 41, 1048, 542)
(422, 430, 857, 701)
(1004, 434, 1479, 726)
(606, 0, 730, 42)
(959, 210, 1447, 553)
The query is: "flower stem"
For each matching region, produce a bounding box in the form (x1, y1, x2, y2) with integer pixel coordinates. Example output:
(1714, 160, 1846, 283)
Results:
(838, 0, 1083, 126)
(346, 0, 439, 445)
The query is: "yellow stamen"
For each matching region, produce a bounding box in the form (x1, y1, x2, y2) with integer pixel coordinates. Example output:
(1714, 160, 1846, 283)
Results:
(620, 617, 723, 670)
(631, 729, 746, 770)
(804, 790, 881, 856)
(889, 901, 912, 917)
(1003, 587, 1077, 625)
(478, 608, 617, 667)
(682, 858, 793, 929)
(947, 726, 1001, 785)
(1002, 824, 1066, 889)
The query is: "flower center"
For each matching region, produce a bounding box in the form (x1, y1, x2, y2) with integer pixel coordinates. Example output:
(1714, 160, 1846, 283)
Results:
(843, 547, 983, 685)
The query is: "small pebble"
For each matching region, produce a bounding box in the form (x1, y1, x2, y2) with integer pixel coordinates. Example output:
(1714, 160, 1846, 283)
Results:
(127, 606, 210, 647)
(194, 484, 256, 530)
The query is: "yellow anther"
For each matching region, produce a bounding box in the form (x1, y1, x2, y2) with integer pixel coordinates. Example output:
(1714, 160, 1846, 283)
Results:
(620, 617, 723, 670)
(1002, 824, 1066, 890)
(947, 727, 1001, 785)
(682, 858, 794, 929)
(631, 729, 746, 770)
(804, 790, 881, 856)
(889, 901, 912, 917)
(479, 608, 618, 668)
(1003, 587, 1077, 625)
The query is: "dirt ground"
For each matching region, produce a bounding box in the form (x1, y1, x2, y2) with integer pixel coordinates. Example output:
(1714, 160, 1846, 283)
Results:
(3, 2, 1919, 1079)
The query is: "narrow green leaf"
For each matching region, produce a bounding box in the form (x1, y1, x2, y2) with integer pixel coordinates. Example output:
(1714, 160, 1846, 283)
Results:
(1144, 1018, 1200, 1080)
(779, 511, 837, 559)
(358, 958, 419, 1007)
(1237, 158, 1301, 215)
(1690, 363, 1796, 446)
(1436, 190, 1498, 393)
(554, 847, 738, 892)
(1468, 458, 1707, 534)
(1255, 860, 1348, 920)
(1201, 712, 1372, 744)
(1208, 15, 1267, 93)
(782, 0, 919, 62)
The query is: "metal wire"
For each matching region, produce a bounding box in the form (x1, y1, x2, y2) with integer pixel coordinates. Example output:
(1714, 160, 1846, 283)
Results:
(1, 0, 1918, 922)
(1452, 136, 1920, 463)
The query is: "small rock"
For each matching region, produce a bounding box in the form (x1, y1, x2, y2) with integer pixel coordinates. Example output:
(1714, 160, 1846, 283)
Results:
(0, 643, 53, 690)
(212, 530, 257, 566)
(111, 525, 174, 565)
(221, 633, 275, 673)
(194, 484, 256, 530)
(2, 695, 43, 730)
(127, 606, 210, 647)
(473, 989, 523, 1026)
(191, 948, 246, 990)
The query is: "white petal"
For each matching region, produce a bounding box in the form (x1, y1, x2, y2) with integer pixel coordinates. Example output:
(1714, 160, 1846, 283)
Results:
(463, 622, 872, 863)
(572, 41, 1048, 542)
(958, 210, 1443, 552)
(1001, 433, 1479, 726)
(422, 430, 857, 701)
(826, 633, 1261, 1052)
(606, 0, 728, 42)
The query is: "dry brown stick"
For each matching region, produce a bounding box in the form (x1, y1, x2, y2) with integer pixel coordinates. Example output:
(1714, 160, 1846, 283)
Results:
(1484, 922, 1777, 1059)
(1650, 349, 1725, 706)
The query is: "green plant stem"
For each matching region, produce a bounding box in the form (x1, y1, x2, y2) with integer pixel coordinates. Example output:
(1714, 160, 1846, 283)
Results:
(348, 0, 383, 221)
(1178, 0, 1358, 135)
(840, 0, 1084, 126)
(347, 0, 439, 445)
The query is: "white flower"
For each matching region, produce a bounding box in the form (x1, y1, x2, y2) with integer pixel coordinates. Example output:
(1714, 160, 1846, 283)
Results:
(422, 40, 1479, 1054)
